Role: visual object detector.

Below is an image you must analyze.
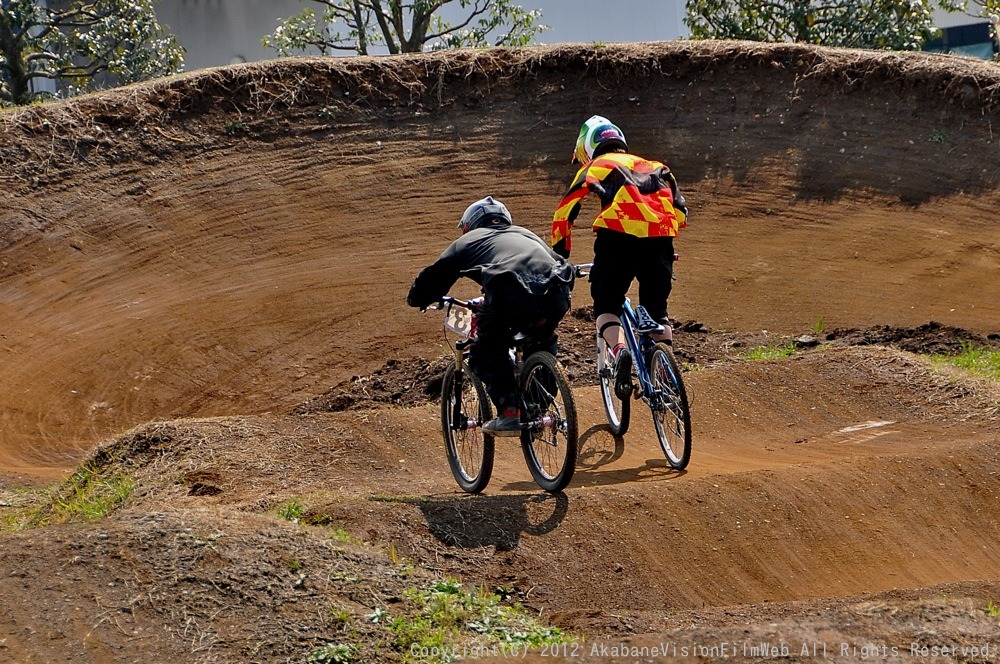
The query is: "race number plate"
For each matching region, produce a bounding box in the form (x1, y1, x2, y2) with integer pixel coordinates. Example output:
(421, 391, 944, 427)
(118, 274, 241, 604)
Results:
(444, 303, 474, 339)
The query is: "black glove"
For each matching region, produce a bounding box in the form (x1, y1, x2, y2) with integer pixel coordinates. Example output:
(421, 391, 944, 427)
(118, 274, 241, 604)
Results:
(552, 238, 570, 260)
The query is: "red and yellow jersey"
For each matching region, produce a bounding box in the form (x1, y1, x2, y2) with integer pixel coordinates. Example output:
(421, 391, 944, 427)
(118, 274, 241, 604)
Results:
(551, 152, 687, 251)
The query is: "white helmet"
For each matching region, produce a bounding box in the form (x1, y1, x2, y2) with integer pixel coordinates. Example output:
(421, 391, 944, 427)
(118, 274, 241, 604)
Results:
(457, 196, 512, 234)
(573, 115, 627, 164)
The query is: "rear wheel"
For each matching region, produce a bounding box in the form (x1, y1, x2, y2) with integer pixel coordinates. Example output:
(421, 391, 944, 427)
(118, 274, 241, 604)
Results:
(441, 360, 495, 493)
(597, 332, 630, 435)
(648, 343, 692, 469)
(519, 352, 577, 493)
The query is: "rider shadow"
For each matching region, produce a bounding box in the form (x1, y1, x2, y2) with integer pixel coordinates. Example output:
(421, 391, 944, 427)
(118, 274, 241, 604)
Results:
(571, 423, 687, 488)
(415, 491, 569, 552)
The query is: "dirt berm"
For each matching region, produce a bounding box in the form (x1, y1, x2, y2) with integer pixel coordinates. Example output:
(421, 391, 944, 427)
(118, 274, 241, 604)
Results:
(0, 40, 998, 662)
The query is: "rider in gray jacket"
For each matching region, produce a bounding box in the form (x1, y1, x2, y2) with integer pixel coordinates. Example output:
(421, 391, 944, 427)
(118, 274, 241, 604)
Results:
(407, 197, 575, 435)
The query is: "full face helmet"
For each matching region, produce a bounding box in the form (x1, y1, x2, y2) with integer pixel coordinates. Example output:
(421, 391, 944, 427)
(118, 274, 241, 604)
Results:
(457, 196, 512, 234)
(572, 115, 628, 164)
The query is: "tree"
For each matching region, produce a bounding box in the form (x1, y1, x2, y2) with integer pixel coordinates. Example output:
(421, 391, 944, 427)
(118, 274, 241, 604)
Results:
(263, 0, 546, 57)
(685, 0, 966, 51)
(0, 0, 184, 106)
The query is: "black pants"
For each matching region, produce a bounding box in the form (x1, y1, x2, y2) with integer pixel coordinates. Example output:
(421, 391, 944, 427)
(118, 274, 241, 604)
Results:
(590, 230, 674, 322)
(469, 284, 571, 412)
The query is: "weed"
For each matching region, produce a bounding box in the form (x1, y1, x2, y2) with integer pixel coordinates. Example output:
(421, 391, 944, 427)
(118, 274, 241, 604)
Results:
(929, 343, 1000, 381)
(2, 467, 135, 531)
(369, 493, 422, 505)
(318, 106, 339, 122)
(388, 578, 571, 662)
(331, 527, 359, 544)
(287, 558, 303, 572)
(305, 642, 356, 663)
(929, 129, 946, 143)
(329, 607, 354, 627)
(810, 316, 825, 334)
(742, 343, 798, 361)
(224, 119, 248, 135)
(278, 498, 304, 522)
(986, 600, 1000, 618)
(592, 41, 607, 49)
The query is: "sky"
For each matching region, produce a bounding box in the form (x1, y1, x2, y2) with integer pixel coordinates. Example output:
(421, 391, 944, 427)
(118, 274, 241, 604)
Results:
(155, 0, 989, 72)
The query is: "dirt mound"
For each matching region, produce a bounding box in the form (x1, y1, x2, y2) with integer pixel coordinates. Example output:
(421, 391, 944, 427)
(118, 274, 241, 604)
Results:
(2, 344, 998, 661)
(1, 40, 1000, 661)
(827, 320, 1000, 354)
(298, 320, 998, 413)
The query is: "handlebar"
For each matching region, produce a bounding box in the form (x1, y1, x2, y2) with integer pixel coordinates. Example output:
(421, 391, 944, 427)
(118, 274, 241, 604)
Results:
(424, 295, 484, 312)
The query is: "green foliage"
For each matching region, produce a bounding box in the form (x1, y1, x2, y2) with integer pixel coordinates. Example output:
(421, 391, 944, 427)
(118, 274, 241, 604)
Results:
(262, 0, 547, 57)
(305, 642, 357, 663)
(278, 498, 305, 521)
(810, 316, 825, 334)
(684, 0, 967, 50)
(742, 342, 798, 361)
(2, 469, 135, 531)
(318, 105, 339, 122)
(986, 600, 1000, 617)
(49, 472, 135, 522)
(0, 0, 184, 106)
(224, 119, 249, 135)
(929, 343, 1000, 380)
(388, 578, 569, 662)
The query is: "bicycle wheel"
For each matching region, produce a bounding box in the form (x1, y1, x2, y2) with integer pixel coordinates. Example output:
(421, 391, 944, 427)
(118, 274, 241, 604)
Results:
(519, 351, 578, 493)
(596, 332, 630, 435)
(441, 360, 495, 493)
(648, 343, 692, 469)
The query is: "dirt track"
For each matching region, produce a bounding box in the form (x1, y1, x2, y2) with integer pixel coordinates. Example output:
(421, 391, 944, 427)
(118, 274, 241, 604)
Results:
(0, 41, 999, 661)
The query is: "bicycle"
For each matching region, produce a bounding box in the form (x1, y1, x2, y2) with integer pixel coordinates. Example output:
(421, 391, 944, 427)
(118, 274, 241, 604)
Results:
(428, 296, 578, 494)
(575, 264, 692, 469)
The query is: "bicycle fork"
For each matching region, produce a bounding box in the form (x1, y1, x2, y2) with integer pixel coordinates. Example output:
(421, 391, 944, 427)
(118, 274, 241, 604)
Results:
(451, 340, 479, 431)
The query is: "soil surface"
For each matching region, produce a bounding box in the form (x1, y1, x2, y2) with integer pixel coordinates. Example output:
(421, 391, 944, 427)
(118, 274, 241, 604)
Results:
(1, 41, 999, 662)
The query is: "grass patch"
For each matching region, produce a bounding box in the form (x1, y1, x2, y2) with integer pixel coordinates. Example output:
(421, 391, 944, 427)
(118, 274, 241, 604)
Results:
(387, 578, 571, 662)
(3, 469, 135, 531)
(929, 343, 1000, 381)
(305, 643, 357, 663)
(277, 498, 305, 522)
(742, 342, 798, 361)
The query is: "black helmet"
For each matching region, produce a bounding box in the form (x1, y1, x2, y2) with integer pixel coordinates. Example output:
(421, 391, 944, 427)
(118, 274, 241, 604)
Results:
(457, 196, 512, 234)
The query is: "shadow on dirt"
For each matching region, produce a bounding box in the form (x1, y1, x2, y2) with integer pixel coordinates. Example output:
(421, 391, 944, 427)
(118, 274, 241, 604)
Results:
(570, 424, 687, 488)
(414, 492, 569, 552)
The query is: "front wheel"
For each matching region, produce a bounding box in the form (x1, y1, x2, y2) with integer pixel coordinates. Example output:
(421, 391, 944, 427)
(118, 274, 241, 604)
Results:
(519, 352, 578, 493)
(441, 360, 495, 493)
(648, 343, 692, 469)
(597, 333, 630, 435)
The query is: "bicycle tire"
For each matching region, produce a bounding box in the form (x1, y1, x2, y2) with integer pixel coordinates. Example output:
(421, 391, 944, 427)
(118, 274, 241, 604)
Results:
(519, 351, 578, 493)
(441, 359, 495, 493)
(596, 333, 630, 435)
(648, 343, 692, 469)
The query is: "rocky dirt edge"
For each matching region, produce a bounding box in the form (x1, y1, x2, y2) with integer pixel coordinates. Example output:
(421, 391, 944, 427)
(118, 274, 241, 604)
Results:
(297, 317, 1000, 413)
(3, 40, 1000, 195)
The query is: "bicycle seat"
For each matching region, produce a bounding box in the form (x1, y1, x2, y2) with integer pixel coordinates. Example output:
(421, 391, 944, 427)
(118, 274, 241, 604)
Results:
(511, 331, 533, 346)
(634, 306, 665, 335)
